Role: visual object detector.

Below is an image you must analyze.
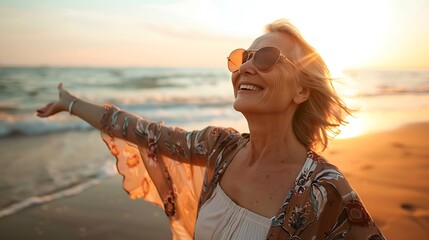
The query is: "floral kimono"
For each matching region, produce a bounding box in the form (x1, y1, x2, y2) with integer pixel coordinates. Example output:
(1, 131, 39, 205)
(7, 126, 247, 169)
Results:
(100, 104, 385, 240)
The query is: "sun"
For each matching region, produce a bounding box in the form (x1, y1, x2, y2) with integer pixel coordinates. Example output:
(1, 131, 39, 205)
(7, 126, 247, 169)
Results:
(299, 1, 392, 72)
(208, 0, 393, 71)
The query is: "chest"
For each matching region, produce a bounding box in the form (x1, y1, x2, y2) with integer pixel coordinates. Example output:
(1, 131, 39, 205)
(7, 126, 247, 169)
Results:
(219, 157, 302, 218)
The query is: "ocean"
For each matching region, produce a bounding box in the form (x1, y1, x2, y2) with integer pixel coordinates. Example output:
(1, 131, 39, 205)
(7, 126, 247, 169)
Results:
(1, 67, 429, 218)
(0, 67, 239, 136)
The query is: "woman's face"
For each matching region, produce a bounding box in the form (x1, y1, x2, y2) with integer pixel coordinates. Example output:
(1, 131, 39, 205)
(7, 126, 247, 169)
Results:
(231, 32, 306, 116)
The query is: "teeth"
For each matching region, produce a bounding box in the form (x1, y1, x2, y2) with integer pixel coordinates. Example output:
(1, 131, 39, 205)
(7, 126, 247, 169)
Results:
(239, 84, 262, 91)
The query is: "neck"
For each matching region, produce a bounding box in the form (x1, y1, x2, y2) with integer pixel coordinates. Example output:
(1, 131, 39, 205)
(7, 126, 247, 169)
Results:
(243, 112, 307, 166)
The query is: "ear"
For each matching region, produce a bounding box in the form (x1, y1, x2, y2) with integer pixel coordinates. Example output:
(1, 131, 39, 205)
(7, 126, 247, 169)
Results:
(293, 87, 310, 104)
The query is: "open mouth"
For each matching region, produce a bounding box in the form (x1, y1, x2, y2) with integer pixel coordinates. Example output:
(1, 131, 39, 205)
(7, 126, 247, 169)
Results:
(239, 84, 262, 91)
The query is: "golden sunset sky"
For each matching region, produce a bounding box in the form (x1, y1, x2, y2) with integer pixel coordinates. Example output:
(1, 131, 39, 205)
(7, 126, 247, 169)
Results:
(1, 0, 428, 70)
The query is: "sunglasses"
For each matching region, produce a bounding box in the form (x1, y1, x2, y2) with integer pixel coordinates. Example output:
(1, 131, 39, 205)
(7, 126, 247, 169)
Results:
(227, 46, 296, 73)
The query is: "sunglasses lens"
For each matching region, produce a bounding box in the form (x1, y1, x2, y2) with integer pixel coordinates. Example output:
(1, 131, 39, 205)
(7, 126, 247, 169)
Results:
(227, 47, 283, 72)
(253, 47, 280, 72)
(227, 49, 247, 72)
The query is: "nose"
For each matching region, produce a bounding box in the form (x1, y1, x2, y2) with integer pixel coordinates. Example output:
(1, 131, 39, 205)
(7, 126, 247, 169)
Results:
(246, 52, 254, 61)
(239, 52, 257, 75)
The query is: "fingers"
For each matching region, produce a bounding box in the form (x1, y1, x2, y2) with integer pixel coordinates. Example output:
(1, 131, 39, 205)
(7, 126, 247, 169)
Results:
(36, 103, 51, 114)
(36, 102, 54, 117)
(36, 109, 45, 117)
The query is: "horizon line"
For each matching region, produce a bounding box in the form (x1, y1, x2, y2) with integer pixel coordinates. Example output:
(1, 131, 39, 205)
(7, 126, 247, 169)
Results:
(1, 64, 429, 72)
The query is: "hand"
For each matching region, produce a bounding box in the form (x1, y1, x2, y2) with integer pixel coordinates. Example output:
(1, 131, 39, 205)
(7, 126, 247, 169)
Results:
(36, 83, 76, 118)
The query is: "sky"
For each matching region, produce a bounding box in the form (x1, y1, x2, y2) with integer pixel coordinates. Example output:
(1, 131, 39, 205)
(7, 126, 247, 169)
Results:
(0, 0, 429, 70)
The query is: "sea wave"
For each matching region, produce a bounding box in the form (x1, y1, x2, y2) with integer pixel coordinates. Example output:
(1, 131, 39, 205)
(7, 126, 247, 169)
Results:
(0, 117, 93, 137)
(0, 97, 237, 137)
(0, 161, 117, 219)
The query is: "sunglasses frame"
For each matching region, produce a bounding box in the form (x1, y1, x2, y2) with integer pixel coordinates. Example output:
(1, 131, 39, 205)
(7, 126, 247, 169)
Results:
(227, 46, 296, 73)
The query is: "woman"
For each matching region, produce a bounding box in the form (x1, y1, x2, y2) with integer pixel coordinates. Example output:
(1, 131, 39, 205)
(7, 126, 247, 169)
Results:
(37, 19, 385, 239)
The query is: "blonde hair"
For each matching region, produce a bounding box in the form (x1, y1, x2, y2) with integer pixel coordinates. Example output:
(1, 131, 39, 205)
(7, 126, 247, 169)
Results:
(265, 19, 352, 151)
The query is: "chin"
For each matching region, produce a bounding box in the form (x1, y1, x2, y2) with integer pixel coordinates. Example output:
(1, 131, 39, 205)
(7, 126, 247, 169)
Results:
(233, 100, 258, 114)
(232, 100, 246, 113)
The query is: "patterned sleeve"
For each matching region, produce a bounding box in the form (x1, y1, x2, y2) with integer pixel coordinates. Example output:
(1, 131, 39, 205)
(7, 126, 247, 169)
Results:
(100, 103, 225, 166)
(99, 104, 237, 239)
(322, 164, 385, 240)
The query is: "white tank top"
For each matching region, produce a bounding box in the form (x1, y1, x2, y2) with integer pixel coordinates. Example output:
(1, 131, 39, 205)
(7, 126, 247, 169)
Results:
(194, 184, 272, 239)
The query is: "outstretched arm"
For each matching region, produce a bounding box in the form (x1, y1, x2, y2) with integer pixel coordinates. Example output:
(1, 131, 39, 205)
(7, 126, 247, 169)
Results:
(36, 83, 105, 130)
(36, 83, 182, 148)
(36, 84, 229, 165)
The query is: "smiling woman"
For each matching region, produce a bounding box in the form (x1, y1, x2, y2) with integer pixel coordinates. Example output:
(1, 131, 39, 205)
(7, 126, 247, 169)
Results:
(35, 18, 385, 239)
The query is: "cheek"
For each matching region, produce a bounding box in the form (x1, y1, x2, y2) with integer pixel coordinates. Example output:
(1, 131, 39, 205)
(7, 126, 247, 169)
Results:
(266, 69, 296, 104)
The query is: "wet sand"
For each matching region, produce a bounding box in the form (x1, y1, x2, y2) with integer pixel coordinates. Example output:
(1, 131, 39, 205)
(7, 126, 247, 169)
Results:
(0, 175, 172, 239)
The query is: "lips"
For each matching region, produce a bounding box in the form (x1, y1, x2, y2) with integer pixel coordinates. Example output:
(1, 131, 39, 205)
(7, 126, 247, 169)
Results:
(239, 84, 262, 91)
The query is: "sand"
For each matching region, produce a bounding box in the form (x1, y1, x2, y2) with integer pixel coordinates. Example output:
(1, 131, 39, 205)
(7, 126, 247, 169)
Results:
(326, 122, 429, 239)
(0, 175, 172, 240)
(1, 122, 428, 239)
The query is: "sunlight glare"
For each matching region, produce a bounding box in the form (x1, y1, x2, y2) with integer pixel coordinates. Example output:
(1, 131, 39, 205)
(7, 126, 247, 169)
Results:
(297, 0, 393, 71)
(199, 0, 395, 71)
(336, 115, 364, 139)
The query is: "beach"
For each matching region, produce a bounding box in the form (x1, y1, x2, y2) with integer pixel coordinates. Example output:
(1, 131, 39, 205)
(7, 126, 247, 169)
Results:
(0, 131, 173, 240)
(1, 0, 429, 238)
(1, 67, 429, 239)
(0, 122, 428, 239)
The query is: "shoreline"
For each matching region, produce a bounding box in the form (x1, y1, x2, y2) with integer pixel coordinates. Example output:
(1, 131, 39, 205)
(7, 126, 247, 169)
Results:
(0, 176, 172, 239)
(0, 122, 428, 239)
